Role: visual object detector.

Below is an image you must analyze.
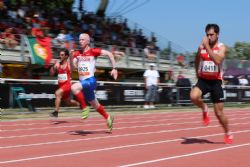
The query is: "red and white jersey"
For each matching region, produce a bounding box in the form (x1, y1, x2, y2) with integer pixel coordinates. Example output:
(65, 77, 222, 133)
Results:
(198, 42, 224, 80)
(73, 48, 101, 80)
(57, 61, 71, 86)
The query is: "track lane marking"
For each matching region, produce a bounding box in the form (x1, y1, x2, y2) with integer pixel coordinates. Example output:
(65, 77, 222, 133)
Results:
(119, 143, 250, 167)
(1, 129, 250, 164)
(1, 121, 250, 149)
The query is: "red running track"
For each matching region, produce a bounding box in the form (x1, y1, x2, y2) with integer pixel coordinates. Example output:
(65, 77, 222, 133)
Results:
(1, 108, 250, 167)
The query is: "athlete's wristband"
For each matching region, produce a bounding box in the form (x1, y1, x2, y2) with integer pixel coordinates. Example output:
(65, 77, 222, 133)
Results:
(112, 67, 117, 70)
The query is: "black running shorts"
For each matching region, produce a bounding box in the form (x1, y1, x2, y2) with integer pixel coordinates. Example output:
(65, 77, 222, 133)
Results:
(195, 78, 224, 103)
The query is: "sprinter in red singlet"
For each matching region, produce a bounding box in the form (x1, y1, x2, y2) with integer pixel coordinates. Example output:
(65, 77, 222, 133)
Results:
(190, 24, 233, 144)
(50, 48, 86, 117)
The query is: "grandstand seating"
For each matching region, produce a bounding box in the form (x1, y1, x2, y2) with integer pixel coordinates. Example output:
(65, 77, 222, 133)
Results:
(0, 38, 196, 83)
(0, 1, 196, 83)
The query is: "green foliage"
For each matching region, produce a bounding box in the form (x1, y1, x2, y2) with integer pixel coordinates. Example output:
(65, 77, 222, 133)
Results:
(227, 42, 250, 60)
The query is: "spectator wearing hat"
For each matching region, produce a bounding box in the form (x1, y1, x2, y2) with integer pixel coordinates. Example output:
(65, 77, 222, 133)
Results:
(143, 63, 160, 109)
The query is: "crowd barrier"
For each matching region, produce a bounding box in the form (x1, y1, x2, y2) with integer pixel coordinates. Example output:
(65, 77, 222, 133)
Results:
(0, 78, 250, 110)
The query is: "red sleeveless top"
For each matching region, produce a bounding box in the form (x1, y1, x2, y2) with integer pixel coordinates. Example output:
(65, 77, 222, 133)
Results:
(57, 62, 71, 87)
(198, 42, 224, 80)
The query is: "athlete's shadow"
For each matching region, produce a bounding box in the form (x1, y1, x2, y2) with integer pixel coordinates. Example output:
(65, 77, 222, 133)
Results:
(181, 137, 224, 144)
(68, 130, 108, 136)
(51, 120, 69, 124)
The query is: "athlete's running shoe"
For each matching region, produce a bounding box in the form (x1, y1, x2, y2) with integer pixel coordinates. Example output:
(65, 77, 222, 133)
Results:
(202, 104, 210, 126)
(50, 111, 58, 118)
(81, 107, 89, 119)
(107, 115, 114, 133)
(224, 134, 233, 144)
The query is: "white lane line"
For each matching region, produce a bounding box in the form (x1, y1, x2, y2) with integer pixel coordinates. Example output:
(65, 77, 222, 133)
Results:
(1, 121, 250, 149)
(1, 108, 248, 125)
(0, 110, 198, 124)
(119, 143, 250, 167)
(0, 112, 200, 128)
(1, 115, 250, 139)
(0, 111, 209, 127)
(1, 129, 250, 164)
(0, 116, 203, 132)
(2, 111, 250, 133)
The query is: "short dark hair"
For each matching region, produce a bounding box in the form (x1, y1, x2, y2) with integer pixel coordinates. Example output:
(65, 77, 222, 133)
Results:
(60, 48, 69, 57)
(205, 24, 220, 34)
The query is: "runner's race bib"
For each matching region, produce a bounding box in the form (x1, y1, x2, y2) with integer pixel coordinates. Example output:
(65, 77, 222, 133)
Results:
(201, 61, 218, 73)
(78, 61, 90, 76)
(58, 73, 67, 82)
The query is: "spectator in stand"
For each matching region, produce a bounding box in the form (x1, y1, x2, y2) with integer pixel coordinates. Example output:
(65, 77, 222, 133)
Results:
(64, 31, 76, 50)
(31, 25, 44, 38)
(0, 27, 18, 48)
(150, 32, 157, 46)
(177, 71, 185, 79)
(31, 14, 46, 38)
(23, 16, 33, 35)
(0, 0, 6, 10)
(54, 29, 67, 48)
(165, 70, 175, 83)
(164, 70, 175, 104)
(144, 42, 157, 60)
(143, 63, 160, 109)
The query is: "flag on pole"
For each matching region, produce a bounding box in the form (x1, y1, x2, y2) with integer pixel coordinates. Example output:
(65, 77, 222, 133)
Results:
(26, 36, 53, 66)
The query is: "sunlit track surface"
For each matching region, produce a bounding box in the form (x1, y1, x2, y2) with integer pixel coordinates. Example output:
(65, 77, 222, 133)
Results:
(1, 108, 250, 167)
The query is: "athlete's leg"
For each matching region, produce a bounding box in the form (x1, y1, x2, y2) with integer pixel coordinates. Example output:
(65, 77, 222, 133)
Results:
(190, 86, 207, 110)
(89, 99, 113, 132)
(71, 82, 87, 109)
(62, 84, 80, 107)
(190, 86, 209, 125)
(211, 80, 233, 144)
(55, 88, 63, 112)
(213, 102, 233, 144)
(89, 99, 108, 119)
(64, 98, 80, 107)
(213, 102, 229, 133)
(50, 88, 63, 117)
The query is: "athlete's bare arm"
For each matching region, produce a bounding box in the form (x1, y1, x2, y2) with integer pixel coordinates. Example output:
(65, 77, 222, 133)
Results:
(194, 47, 201, 78)
(202, 36, 226, 65)
(100, 49, 118, 80)
(50, 62, 58, 76)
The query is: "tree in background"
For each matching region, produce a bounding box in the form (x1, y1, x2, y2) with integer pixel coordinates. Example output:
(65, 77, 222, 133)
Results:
(227, 42, 250, 60)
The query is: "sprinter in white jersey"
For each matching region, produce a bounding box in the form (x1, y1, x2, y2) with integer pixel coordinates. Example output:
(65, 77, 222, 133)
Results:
(71, 33, 118, 132)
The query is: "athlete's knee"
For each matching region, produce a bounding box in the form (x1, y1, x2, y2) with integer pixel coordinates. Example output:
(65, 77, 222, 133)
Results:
(190, 92, 199, 102)
(214, 109, 224, 117)
(55, 90, 63, 98)
(71, 83, 81, 94)
(89, 99, 99, 110)
(190, 88, 202, 102)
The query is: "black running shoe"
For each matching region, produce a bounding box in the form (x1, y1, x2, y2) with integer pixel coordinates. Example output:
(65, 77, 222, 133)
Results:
(50, 111, 58, 117)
